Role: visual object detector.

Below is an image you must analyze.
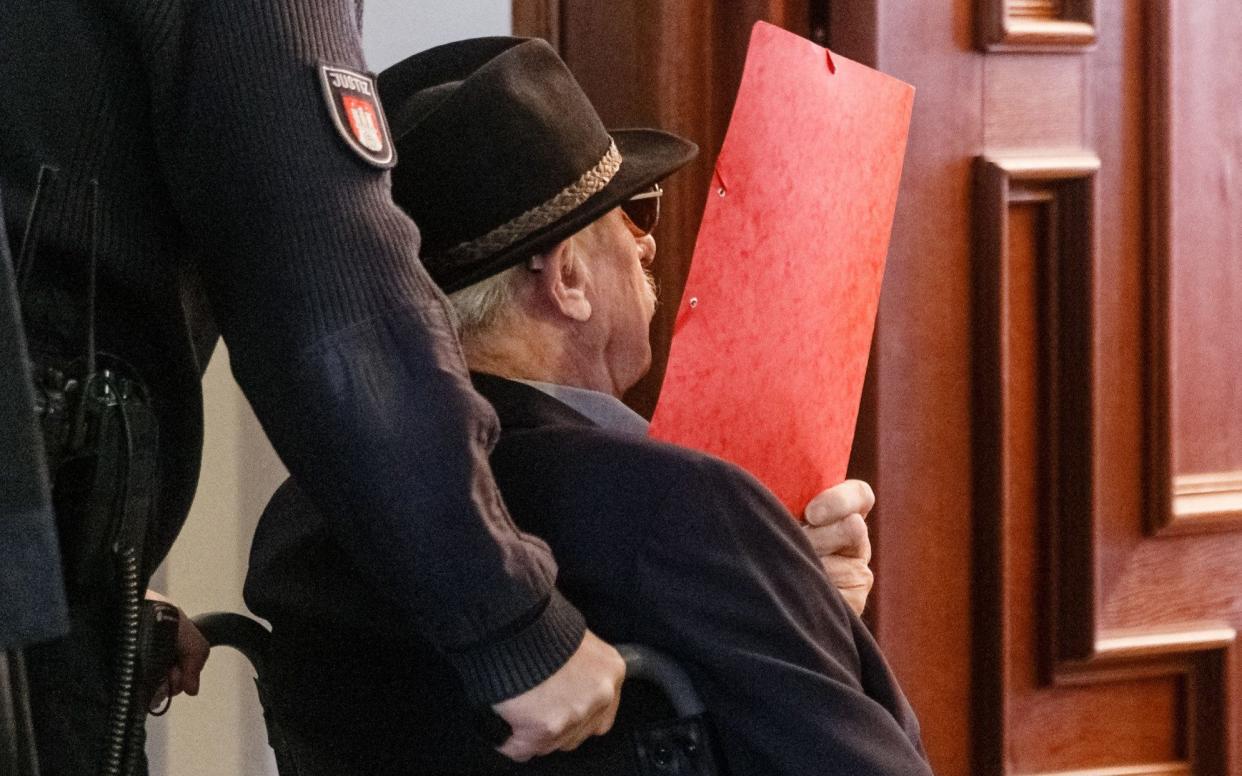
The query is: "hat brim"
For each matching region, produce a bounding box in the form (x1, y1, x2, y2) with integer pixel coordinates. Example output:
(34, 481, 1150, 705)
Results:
(435, 128, 698, 293)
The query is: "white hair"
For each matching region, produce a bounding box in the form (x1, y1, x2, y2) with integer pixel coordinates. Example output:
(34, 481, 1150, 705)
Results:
(448, 230, 602, 339)
(446, 262, 525, 339)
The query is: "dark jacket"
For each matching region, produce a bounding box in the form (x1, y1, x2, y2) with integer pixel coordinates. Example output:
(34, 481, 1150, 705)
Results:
(1, 0, 580, 698)
(246, 374, 932, 775)
(0, 197, 67, 651)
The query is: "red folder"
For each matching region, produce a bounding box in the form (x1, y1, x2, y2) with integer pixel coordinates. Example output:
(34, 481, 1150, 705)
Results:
(649, 22, 914, 516)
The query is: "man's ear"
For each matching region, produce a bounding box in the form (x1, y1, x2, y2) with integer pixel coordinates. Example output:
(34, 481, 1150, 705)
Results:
(534, 240, 592, 322)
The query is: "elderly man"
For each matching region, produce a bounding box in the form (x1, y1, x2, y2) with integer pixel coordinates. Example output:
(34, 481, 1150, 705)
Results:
(245, 37, 930, 775)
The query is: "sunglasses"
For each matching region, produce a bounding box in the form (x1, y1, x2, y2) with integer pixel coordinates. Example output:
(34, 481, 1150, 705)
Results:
(619, 183, 663, 237)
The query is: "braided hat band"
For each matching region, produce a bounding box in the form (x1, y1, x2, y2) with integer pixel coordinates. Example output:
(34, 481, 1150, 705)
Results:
(438, 139, 623, 264)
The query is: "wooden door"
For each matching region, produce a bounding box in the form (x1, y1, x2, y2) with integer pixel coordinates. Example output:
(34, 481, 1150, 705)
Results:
(514, 1, 1242, 773)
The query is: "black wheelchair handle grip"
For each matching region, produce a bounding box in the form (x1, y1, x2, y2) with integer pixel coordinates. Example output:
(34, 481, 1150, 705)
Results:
(194, 612, 271, 676)
(617, 643, 705, 717)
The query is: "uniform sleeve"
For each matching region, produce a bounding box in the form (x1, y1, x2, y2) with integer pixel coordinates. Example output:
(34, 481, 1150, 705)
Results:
(632, 459, 932, 775)
(125, 0, 584, 703)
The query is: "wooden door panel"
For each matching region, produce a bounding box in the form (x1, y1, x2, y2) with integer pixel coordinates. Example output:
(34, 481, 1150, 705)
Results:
(975, 150, 1234, 774)
(515, 1, 1241, 772)
(983, 56, 1085, 148)
(1167, 2, 1242, 484)
(990, 197, 1184, 773)
(977, 0, 1096, 50)
(969, 1, 1238, 773)
(1147, 0, 1242, 534)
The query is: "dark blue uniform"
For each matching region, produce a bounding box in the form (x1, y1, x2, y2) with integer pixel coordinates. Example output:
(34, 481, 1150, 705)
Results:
(1, 2, 583, 772)
(0, 196, 67, 652)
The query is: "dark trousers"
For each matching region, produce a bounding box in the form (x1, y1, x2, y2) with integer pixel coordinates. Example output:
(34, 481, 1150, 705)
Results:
(25, 603, 147, 776)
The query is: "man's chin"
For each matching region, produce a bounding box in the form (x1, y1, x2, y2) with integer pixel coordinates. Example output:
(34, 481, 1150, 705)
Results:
(615, 353, 653, 398)
(630, 353, 653, 392)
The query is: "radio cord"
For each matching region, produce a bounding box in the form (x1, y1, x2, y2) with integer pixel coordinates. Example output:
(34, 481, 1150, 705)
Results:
(96, 374, 144, 776)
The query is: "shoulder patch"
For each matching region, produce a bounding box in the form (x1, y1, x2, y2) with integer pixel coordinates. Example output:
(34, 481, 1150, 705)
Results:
(318, 64, 396, 168)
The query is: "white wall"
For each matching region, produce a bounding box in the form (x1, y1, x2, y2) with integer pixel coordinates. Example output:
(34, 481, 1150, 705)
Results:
(147, 3, 510, 773)
(146, 346, 287, 776)
(362, 2, 512, 71)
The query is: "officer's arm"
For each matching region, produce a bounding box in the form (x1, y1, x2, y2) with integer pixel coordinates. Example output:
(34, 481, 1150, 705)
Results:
(125, 0, 590, 709)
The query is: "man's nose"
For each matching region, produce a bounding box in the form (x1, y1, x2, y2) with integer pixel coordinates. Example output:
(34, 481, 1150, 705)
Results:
(637, 234, 657, 268)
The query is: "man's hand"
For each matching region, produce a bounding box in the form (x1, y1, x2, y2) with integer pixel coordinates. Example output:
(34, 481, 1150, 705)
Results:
(492, 629, 625, 762)
(802, 480, 875, 616)
(144, 590, 210, 701)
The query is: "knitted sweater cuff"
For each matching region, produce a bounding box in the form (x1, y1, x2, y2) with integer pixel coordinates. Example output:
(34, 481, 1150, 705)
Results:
(446, 589, 587, 706)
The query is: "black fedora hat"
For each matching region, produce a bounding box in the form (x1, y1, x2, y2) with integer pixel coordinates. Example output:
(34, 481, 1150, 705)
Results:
(378, 37, 698, 293)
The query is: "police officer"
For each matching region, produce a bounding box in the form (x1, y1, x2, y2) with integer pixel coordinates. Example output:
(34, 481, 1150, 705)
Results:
(0, 2, 623, 774)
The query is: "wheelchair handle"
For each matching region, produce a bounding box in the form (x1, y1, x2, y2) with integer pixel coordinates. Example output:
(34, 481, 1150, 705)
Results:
(616, 643, 705, 717)
(194, 612, 271, 676)
(193, 613, 705, 717)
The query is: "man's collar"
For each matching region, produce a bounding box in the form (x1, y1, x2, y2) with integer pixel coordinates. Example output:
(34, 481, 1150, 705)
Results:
(513, 379, 650, 437)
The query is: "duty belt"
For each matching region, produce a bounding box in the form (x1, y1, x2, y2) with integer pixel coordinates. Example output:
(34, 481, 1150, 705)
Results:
(15, 166, 172, 776)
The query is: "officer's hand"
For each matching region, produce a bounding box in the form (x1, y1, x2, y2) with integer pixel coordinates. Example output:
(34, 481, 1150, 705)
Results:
(167, 611, 210, 697)
(144, 590, 210, 701)
(492, 629, 625, 762)
(803, 480, 875, 616)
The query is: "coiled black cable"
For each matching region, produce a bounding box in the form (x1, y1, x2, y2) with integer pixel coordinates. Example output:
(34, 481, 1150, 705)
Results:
(98, 544, 141, 776)
(119, 592, 150, 775)
(98, 375, 149, 776)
